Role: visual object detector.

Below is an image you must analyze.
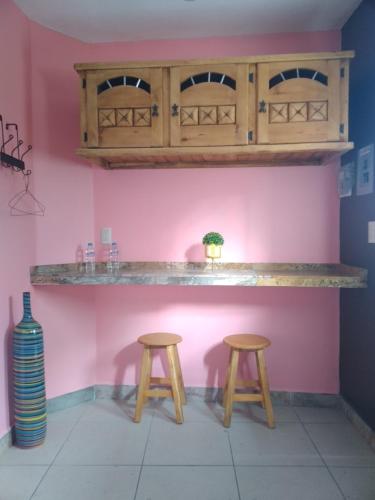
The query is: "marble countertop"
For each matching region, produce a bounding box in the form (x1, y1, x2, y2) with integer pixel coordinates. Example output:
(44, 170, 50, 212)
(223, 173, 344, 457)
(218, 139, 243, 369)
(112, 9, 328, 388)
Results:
(30, 262, 367, 288)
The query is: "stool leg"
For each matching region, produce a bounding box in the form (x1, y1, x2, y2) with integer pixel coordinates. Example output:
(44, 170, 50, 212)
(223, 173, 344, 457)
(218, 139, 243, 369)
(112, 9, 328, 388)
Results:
(224, 348, 239, 428)
(134, 347, 152, 423)
(223, 348, 234, 408)
(166, 345, 184, 424)
(173, 345, 186, 405)
(255, 352, 265, 409)
(256, 350, 274, 428)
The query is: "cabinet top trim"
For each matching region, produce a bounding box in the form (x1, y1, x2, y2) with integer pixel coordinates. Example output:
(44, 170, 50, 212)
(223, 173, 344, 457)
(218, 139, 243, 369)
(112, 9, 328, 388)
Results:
(74, 50, 354, 72)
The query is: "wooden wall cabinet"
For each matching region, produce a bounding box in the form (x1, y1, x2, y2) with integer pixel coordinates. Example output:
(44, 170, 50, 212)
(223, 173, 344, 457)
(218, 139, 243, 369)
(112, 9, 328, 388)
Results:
(75, 51, 353, 168)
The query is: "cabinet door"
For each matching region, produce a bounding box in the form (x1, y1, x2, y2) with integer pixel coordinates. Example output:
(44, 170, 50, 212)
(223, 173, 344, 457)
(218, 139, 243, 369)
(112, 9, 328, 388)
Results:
(170, 64, 249, 146)
(86, 68, 163, 147)
(257, 60, 341, 144)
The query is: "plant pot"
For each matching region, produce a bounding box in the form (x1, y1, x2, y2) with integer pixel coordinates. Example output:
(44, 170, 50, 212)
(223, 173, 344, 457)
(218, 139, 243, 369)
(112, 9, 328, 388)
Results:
(205, 244, 222, 259)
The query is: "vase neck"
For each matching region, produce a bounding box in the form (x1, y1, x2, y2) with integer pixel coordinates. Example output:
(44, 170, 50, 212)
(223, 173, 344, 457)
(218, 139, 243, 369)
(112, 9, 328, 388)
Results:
(22, 292, 33, 321)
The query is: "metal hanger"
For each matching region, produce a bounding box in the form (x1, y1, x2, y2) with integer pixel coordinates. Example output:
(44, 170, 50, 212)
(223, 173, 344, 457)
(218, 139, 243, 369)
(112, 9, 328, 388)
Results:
(8, 170, 46, 216)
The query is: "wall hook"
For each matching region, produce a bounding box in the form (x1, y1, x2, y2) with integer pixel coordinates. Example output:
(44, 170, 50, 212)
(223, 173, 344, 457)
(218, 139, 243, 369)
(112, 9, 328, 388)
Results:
(21, 145, 32, 161)
(0, 114, 28, 172)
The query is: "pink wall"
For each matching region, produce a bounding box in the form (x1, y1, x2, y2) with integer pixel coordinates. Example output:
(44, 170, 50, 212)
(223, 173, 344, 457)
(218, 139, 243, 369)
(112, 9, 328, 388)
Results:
(92, 33, 341, 393)
(0, 1, 96, 440)
(0, 0, 342, 441)
(96, 286, 339, 393)
(0, 0, 34, 440)
(94, 167, 339, 263)
(28, 24, 97, 400)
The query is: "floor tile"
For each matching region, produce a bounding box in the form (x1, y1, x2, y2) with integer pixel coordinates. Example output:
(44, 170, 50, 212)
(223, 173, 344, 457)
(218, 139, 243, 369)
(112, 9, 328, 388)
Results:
(54, 420, 150, 465)
(151, 398, 221, 424)
(151, 399, 298, 426)
(305, 423, 375, 466)
(0, 422, 75, 465)
(80, 399, 153, 423)
(236, 466, 343, 500)
(294, 406, 348, 424)
(230, 403, 299, 424)
(48, 402, 89, 422)
(330, 467, 375, 500)
(135, 466, 239, 500)
(229, 422, 323, 466)
(32, 465, 140, 500)
(0, 465, 47, 500)
(144, 420, 232, 465)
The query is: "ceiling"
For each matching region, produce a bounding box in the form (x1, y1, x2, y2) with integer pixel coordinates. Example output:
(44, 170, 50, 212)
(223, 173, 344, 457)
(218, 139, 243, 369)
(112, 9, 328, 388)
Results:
(13, 0, 362, 44)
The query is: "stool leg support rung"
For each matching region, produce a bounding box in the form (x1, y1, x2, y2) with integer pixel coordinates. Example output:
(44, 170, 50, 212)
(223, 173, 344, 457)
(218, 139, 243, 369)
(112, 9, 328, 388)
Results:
(224, 348, 239, 428)
(256, 350, 274, 429)
(134, 347, 152, 423)
(166, 345, 184, 424)
(173, 345, 187, 405)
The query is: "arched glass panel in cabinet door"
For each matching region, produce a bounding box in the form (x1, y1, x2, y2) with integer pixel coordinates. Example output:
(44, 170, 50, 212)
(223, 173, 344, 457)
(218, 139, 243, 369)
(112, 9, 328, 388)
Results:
(257, 59, 341, 144)
(170, 64, 249, 147)
(86, 67, 163, 147)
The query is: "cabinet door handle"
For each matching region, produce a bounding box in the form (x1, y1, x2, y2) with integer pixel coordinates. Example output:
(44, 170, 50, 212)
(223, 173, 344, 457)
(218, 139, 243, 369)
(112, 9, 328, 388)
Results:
(259, 100, 267, 113)
(151, 104, 159, 117)
(171, 104, 179, 116)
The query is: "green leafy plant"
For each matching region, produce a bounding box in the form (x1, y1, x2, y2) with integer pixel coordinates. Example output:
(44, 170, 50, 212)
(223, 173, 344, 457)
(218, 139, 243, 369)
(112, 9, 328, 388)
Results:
(202, 232, 224, 246)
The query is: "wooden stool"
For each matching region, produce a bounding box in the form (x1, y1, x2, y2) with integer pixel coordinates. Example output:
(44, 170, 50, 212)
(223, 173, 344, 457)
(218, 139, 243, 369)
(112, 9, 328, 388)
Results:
(134, 333, 186, 424)
(223, 334, 274, 428)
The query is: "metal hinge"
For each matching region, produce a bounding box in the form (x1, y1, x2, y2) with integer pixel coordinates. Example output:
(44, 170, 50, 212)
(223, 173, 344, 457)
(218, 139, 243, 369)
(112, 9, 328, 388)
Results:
(82, 78, 86, 89)
(340, 67, 345, 78)
(83, 132, 88, 142)
(249, 73, 254, 83)
(248, 131, 253, 141)
(340, 123, 345, 134)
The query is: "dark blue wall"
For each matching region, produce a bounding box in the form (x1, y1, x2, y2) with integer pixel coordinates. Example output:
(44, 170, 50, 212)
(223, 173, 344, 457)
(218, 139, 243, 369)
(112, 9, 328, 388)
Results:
(341, 0, 375, 430)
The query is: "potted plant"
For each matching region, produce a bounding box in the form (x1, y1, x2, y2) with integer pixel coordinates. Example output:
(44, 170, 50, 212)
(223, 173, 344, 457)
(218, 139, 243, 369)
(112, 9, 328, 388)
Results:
(202, 232, 224, 260)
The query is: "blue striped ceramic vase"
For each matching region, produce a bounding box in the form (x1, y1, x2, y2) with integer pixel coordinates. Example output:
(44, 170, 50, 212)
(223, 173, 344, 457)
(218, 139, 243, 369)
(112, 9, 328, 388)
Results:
(13, 292, 47, 447)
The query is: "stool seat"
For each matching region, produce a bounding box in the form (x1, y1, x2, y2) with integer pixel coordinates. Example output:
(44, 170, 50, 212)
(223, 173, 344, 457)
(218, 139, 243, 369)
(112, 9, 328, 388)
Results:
(134, 332, 186, 424)
(138, 332, 182, 347)
(224, 334, 270, 351)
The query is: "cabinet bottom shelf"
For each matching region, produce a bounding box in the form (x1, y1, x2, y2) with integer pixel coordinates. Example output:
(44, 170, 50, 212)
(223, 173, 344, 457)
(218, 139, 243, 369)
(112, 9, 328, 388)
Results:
(76, 142, 353, 169)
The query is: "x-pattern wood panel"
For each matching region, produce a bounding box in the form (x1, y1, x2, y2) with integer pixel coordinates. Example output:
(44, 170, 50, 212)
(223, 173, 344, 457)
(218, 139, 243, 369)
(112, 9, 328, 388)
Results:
(308, 101, 328, 121)
(289, 102, 307, 122)
(218, 105, 236, 124)
(98, 109, 116, 127)
(270, 101, 329, 124)
(269, 103, 288, 123)
(180, 107, 199, 126)
(180, 105, 237, 126)
(199, 106, 217, 125)
(134, 108, 151, 127)
(99, 107, 153, 128)
(116, 108, 133, 127)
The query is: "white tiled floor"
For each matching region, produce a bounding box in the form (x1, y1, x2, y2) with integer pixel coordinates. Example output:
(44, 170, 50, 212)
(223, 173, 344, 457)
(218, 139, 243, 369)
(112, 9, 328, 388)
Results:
(0, 398, 375, 500)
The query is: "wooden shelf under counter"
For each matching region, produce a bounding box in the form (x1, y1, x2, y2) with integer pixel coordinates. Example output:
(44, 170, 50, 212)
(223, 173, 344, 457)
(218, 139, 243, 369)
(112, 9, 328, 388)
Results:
(30, 262, 367, 288)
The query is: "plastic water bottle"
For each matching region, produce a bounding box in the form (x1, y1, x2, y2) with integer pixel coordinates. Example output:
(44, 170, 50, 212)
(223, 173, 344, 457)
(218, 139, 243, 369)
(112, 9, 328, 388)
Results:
(84, 242, 96, 273)
(106, 244, 113, 272)
(107, 241, 119, 273)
